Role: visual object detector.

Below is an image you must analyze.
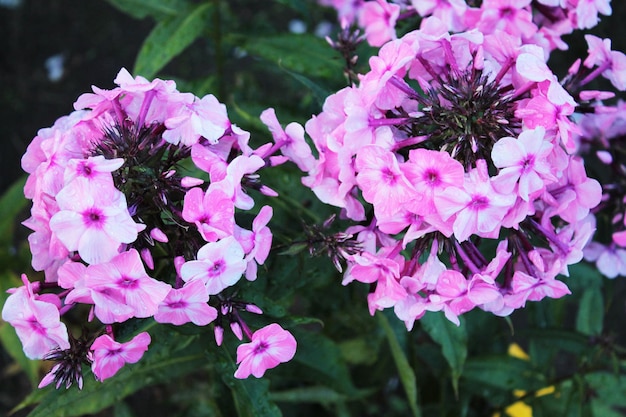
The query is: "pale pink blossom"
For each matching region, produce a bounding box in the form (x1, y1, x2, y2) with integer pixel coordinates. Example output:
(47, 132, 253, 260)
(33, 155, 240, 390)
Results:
(155, 279, 218, 325)
(49, 178, 145, 265)
(180, 236, 247, 295)
(91, 332, 151, 381)
(1, 275, 70, 359)
(234, 323, 297, 379)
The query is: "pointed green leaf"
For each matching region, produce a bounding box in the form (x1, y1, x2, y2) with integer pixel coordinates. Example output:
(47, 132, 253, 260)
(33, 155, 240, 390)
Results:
(462, 355, 547, 391)
(278, 67, 332, 107)
(421, 311, 467, 395)
(291, 329, 359, 396)
(244, 34, 343, 80)
(19, 329, 209, 417)
(575, 286, 604, 336)
(216, 349, 282, 417)
(106, 0, 187, 20)
(134, 3, 213, 79)
(378, 312, 421, 417)
(0, 176, 27, 244)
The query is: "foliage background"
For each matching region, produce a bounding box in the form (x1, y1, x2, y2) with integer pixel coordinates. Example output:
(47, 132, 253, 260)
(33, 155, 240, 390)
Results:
(1, 1, 626, 416)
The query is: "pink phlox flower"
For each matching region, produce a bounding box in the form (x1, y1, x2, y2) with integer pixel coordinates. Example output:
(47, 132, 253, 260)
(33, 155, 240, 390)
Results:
(360, 39, 417, 109)
(553, 216, 596, 272)
(411, 0, 468, 32)
(476, 0, 537, 39)
(164, 94, 230, 146)
(234, 206, 273, 281)
(84, 249, 171, 320)
(191, 141, 229, 181)
(583, 35, 626, 90)
(394, 292, 429, 331)
(214, 155, 266, 210)
(63, 155, 124, 189)
(515, 83, 578, 152)
(358, 0, 401, 47)
(260, 108, 316, 172)
(584, 242, 626, 279)
(23, 212, 70, 282)
(434, 160, 516, 242)
(575, 0, 611, 30)
(319, 0, 364, 23)
(401, 148, 465, 215)
(182, 186, 235, 242)
(343, 249, 401, 285)
(491, 127, 556, 201)
(180, 236, 247, 295)
(234, 323, 297, 379)
(91, 332, 151, 381)
(1, 274, 70, 359)
(430, 270, 500, 325)
(49, 178, 145, 265)
(506, 268, 570, 309)
(154, 279, 218, 325)
(355, 145, 417, 218)
(543, 157, 602, 223)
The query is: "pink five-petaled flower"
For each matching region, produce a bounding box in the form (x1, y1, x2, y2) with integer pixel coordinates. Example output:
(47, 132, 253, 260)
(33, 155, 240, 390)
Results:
(90, 332, 151, 381)
(491, 127, 555, 201)
(154, 279, 218, 326)
(1, 274, 70, 359)
(182, 186, 235, 242)
(49, 177, 145, 265)
(234, 323, 297, 379)
(180, 236, 247, 295)
(83, 249, 171, 322)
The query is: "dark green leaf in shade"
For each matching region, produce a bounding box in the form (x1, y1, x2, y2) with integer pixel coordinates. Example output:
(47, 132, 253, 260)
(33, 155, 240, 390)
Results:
(215, 348, 282, 417)
(134, 3, 213, 79)
(378, 312, 421, 417)
(462, 355, 547, 392)
(0, 176, 28, 244)
(421, 311, 467, 396)
(576, 285, 604, 336)
(291, 328, 359, 396)
(15, 328, 209, 417)
(244, 34, 344, 80)
(106, 0, 187, 20)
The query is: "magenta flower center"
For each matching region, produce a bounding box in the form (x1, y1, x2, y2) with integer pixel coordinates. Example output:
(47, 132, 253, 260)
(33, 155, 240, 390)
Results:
(470, 196, 489, 211)
(83, 209, 104, 227)
(208, 260, 225, 277)
(254, 341, 269, 354)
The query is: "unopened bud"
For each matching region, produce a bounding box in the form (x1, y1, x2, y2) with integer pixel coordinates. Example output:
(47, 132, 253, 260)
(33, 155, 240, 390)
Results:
(245, 304, 263, 315)
(214, 325, 224, 346)
(230, 322, 243, 340)
(150, 228, 169, 243)
(181, 176, 204, 188)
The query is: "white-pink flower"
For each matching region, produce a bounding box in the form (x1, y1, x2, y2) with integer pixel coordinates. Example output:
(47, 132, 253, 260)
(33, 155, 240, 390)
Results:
(180, 236, 247, 295)
(91, 332, 151, 381)
(1, 274, 70, 359)
(234, 323, 297, 379)
(49, 178, 145, 264)
(154, 279, 218, 325)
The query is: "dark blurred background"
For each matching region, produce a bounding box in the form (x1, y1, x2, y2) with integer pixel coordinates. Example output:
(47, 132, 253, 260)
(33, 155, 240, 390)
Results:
(0, 0, 153, 194)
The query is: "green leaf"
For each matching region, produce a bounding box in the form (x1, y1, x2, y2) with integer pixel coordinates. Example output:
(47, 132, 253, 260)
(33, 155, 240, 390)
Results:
(134, 3, 213, 79)
(20, 330, 209, 417)
(291, 329, 359, 396)
(378, 312, 421, 417)
(576, 286, 604, 336)
(0, 176, 28, 244)
(421, 311, 467, 396)
(106, 0, 187, 20)
(244, 34, 343, 80)
(270, 386, 346, 403)
(216, 349, 282, 417)
(462, 355, 547, 392)
(278, 67, 332, 107)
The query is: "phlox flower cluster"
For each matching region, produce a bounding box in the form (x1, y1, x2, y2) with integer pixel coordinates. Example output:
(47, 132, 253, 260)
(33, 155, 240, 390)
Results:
(2, 68, 297, 389)
(576, 99, 626, 278)
(319, 0, 612, 49)
(282, 15, 626, 327)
